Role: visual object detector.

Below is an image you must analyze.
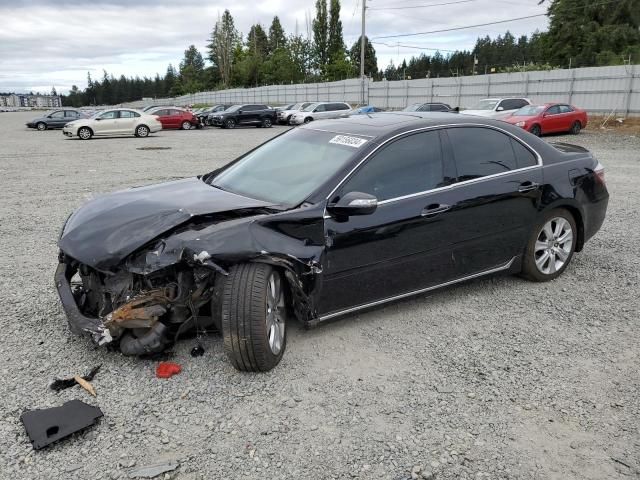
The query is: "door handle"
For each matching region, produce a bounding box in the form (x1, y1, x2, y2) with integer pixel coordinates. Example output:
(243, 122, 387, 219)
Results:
(518, 181, 539, 193)
(421, 203, 451, 217)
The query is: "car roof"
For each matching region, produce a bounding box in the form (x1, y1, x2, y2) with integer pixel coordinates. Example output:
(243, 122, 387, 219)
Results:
(300, 112, 525, 139)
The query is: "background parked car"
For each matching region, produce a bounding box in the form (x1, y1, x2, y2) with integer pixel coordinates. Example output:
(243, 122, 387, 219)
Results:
(289, 102, 352, 124)
(152, 108, 199, 130)
(350, 105, 386, 115)
(210, 104, 276, 128)
(203, 104, 233, 126)
(26, 109, 87, 131)
(403, 102, 452, 112)
(62, 109, 161, 140)
(460, 98, 530, 118)
(502, 103, 588, 136)
(277, 102, 313, 124)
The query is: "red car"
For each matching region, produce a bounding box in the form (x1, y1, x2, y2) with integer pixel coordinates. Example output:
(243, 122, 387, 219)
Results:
(503, 103, 588, 136)
(151, 107, 199, 130)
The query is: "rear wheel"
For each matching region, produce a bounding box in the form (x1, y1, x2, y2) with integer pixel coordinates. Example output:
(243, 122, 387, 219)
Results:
(521, 209, 577, 282)
(570, 121, 581, 134)
(222, 263, 287, 372)
(135, 125, 150, 137)
(78, 127, 92, 140)
(36, 122, 47, 131)
(181, 120, 192, 130)
(529, 124, 541, 137)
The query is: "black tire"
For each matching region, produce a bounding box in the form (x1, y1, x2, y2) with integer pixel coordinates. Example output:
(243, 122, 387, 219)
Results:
(261, 117, 273, 128)
(36, 122, 47, 131)
(205, 118, 212, 126)
(521, 208, 577, 282)
(225, 119, 236, 129)
(135, 124, 150, 137)
(570, 121, 581, 134)
(181, 120, 192, 130)
(286, 115, 292, 125)
(529, 124, 542, 137)
(222, 263, 287, 372)
(78, 127, 92, 140)
(303, 117, 312, 124)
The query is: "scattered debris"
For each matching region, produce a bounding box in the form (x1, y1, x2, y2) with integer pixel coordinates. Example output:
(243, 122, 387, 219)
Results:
(50, 365, 101, 392)
(21, 400, 103, 450)
(74, 376, 96, 397)
(156, 362, 182, 379)
(190, 344, 205, 357)
(127, 460, 179, 478)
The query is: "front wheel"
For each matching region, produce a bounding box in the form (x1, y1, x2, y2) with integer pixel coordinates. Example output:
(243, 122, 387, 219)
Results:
(225, 119, 236, 129)
(261, 118, 273, 128)
(570, 121, 581, 134)
(135, 125, 150, 137)
(181, 121, 192, 130)
(222, 263, 287, 372)
(36, 122, 47, 131)
(529, 124, 541, 137)
(78, 127, 92, 140)
(303, 117, 312, 124)
(521, 209, 577, 282)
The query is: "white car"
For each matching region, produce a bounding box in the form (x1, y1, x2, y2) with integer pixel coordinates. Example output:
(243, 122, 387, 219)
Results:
(63, 108, 162, 140)
(277, 102, 313, 124)
(460, 98, 530, 118)
(289, 102, 352, 125)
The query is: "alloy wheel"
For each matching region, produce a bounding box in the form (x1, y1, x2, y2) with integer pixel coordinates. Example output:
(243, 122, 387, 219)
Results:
(534, 217, 573, 275)
(265, 272, 285, 355)
(137, 125, 149, 137)
(78, 127, 91, 140)
(36, 122, 46, 131)
(182, 121, 191, 130)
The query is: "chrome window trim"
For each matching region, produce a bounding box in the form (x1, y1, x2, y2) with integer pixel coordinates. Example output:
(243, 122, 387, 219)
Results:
(324, 123, 543, 205)
(319, 256, 516, 321)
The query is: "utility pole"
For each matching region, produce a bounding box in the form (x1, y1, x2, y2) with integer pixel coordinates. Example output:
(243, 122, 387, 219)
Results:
(360, 0, 366, 105)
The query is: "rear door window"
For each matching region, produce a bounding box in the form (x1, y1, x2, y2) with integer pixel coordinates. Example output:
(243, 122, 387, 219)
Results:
(559, 105, 573, 113)
(64, 111, 78, 118)
(446, 127, 519, 181)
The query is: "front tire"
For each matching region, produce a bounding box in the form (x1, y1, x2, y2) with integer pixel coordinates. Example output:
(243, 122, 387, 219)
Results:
(181, 121, 192, 130)
(36, 122, 47, 131)
(261, 118, 273, 128)
(135, 125, 150, 137)
(225, 119, 236, 129)
(529, 124, 541, 137)
(303, 117, 312, 124)
(222, 264, 287, 372)
(78, 127, 92, 140)
(521, 209, 577, 282)
(570, 121, 581, 134)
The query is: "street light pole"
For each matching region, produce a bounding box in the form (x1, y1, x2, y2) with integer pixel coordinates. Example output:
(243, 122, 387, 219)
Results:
(360, 0, 366, 105)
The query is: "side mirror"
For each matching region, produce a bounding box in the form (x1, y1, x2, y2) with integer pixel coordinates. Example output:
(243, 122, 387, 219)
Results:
(496, 106, 504, 111)
(95, 117, 102, 121)
(237, 110, 243, 114)
(327, 192, 378, 217)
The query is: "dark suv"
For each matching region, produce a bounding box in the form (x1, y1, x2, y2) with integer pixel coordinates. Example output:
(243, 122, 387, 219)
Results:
(211, 104, 276, 129)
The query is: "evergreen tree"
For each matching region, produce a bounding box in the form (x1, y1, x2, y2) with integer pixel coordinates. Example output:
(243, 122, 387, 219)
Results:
(207, 10, 240, 87)
(268, 16, 287, 53)
(179, 45, 206, 93)
(312, 0, 329, 71)
(327, 0, 345, 59)
(349, 36, 378, 77)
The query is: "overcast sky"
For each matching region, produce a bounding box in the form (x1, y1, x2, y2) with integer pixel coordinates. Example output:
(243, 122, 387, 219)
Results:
(0, 0, 549, 94)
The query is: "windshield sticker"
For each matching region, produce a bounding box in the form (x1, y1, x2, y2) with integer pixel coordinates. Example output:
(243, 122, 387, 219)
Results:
(329, 135, 368, 148)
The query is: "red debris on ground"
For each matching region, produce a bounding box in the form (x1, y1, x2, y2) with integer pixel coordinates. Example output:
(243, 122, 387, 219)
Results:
(155, 362, 182, 379)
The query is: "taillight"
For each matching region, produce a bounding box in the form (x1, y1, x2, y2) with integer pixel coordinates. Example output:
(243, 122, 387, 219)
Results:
(594, 162, 605, 186)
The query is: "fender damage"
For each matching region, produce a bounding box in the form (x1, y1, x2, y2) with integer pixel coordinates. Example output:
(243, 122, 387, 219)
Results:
(55, 178, 325, 356)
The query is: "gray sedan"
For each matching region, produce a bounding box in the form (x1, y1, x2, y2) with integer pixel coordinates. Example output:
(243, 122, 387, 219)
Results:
(26, 109, 87, 131)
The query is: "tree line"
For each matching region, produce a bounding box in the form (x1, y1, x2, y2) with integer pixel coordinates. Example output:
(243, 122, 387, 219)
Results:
(63, 0, 640, 106)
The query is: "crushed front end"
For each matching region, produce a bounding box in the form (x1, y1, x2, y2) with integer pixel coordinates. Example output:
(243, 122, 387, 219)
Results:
(55, 249, 221, 356)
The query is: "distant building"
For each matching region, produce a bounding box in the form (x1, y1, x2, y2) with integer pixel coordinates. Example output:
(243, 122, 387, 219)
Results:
(0, 93, 61, 108)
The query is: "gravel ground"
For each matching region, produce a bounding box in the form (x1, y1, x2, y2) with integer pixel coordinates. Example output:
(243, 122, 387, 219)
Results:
(0, 112, 638, 480)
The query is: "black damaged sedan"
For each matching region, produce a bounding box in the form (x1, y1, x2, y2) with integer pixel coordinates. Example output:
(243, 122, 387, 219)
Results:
(56, 113, 608, 371)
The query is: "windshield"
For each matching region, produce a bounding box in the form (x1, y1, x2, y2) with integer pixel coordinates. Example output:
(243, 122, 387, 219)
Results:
(469, 99, 499, 110)
(209, 129, 366, 206)
(303, 103, 318, 112)
(90, 110, 105, 118)
(225, 105, 242, 112)
(290, 103, 303, 110)
(513, 105, 544, 116)
(403, 103, 422, 112)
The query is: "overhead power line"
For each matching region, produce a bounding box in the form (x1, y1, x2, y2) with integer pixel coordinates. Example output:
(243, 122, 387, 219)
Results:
(372, 0, 621, 40)
(371, 41, 458, 53)
(369, 0, 476, 10)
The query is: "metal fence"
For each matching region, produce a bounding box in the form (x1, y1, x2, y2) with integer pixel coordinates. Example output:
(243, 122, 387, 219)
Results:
(123, 64, 640, 116)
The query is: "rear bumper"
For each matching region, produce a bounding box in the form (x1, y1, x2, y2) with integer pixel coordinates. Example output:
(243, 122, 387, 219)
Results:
(583, 195, 608, 244)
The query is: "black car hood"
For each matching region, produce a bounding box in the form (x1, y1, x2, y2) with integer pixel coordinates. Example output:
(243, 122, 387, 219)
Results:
(59, 177, 274, 270)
